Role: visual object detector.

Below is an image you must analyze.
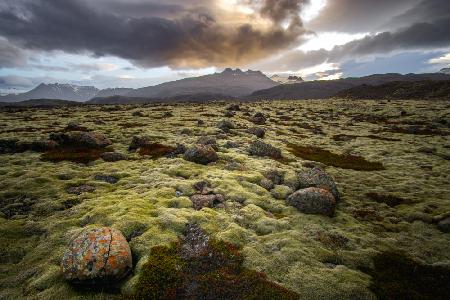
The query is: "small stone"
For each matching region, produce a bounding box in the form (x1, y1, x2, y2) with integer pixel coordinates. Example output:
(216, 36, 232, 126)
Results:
(286, 187, 336, 217)
(61, 227, 132, 283)
(197, 136, 218, 151)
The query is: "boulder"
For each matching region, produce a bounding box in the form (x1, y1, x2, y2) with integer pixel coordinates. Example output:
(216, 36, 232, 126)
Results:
(184, 145, 218, 165)
(128, 136, 153, 151)
(248, 140, 282, 159)
(286, 187, 336, 217)
(297, 168, 340, 201)
(61, 227, 132, 283)
(247, 127, 265, 138)
(49, 131, 111, 149)
(249, 112, 266, 125)
(260, 178, 274, 190)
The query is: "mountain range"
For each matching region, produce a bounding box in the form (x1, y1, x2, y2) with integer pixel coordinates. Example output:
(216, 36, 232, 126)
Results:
(0, 68, 276, 103)
(1, 69, 450, 105)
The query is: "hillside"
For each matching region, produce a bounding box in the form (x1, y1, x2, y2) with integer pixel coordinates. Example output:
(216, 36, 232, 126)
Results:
(0, 98, 83, 107)
(335, 80, 450, 100)
(126, 68, 278, 98)
(247, 73, 450, 100)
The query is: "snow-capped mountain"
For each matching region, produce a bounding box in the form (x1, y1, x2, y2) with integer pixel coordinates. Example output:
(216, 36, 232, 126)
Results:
(0, 83, 99, 102)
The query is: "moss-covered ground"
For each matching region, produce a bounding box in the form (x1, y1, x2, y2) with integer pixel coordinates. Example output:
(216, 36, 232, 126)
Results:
(0, 99, 449, 299)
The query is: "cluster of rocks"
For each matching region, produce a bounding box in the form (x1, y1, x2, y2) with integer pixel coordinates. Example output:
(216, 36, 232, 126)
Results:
(248, 140, 282, 159)
(260, 167, 339, 217)
(189, 180, 225, 210)
(249, 112, 266, 125)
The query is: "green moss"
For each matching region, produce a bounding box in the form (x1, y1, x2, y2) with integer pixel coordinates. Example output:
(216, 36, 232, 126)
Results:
(287, 143, 385, 171)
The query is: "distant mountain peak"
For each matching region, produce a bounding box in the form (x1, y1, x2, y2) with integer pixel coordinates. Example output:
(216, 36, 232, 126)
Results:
(439, 68, 450, 74)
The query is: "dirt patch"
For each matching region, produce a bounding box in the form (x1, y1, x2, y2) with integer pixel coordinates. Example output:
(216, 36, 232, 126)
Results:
(366, 192, 408, 207)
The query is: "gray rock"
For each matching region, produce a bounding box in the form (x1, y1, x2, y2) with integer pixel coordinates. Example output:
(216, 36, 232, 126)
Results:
(286, 187, 336, 217)
(197, 136, 218, 151)
(94, 174, 119, 184)
(190, 194, 225, 210)
(297, 168, 340, 201)
(260, 178, 274, 190)
(217, 120, 236, 133)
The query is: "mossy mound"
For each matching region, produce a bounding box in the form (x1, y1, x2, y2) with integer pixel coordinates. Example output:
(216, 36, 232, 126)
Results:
(134, 239, 300, 300)
(287, 143, 385, 171)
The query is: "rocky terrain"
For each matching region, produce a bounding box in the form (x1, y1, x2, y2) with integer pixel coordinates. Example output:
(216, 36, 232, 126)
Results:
(0, 99, 449, 299)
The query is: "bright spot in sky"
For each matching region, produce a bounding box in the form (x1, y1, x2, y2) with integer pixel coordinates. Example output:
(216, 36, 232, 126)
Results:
(297, 62, 339, 76)
(298, 32, 367, 51)
(429, 53, 450, 65)
(301, 0, 327, 23)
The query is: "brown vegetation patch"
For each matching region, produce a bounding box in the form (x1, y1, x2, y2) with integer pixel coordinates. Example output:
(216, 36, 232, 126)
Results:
(117, 122, 146, 128)
(287, 143, 385, 171)
(138, 143, 176, 159)
(41, 147, 108, 163)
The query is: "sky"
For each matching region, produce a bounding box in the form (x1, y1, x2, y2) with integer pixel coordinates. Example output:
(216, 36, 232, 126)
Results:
(0, 0, 450, 94)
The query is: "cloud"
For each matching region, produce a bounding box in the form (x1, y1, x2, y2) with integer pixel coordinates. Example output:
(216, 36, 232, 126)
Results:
(429, 53, 450, 65)
(255, 14, 450, 72)
(0, 0, 309, 69)
(307, 0, 420, 33)
(0, 38, 28, 68)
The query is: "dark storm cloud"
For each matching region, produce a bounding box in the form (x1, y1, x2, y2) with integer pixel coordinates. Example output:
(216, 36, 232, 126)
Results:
(0, 38, 28, 68)
(308, 0, 420, 33)
(0, 0, 308, 68)
(257, 0, 450, 72)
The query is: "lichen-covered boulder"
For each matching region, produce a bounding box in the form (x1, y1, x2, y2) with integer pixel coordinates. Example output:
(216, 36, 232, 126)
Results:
(297, 168, 340, 201)
(184, 145, 218, 165)
(286, 187, 336, 217)
(248, 140, 282, 159)
(61, 227, 132, 283)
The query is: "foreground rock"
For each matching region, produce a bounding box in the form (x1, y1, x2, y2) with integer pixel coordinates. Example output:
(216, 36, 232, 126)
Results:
(298, 168, 340, 201)
(184, 145, 218, 165)
(286, 187, 336, 217)
(247, 127, 266, 138)
(248, 140, 282, 159)
(61, 227, 132, 283)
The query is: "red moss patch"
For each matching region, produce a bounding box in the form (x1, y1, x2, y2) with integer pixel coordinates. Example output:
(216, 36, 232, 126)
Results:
(287, 143, 385, 171)
(135, 239, 299, 300)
